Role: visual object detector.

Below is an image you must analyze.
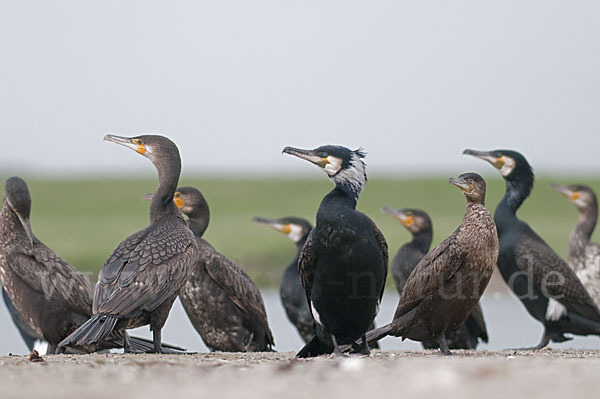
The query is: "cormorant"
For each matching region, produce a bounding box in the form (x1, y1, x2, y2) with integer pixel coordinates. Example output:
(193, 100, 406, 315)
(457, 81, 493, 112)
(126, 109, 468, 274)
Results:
(0, 176, 172, 354)
(58, 135, 198, 353)
(2, 287, 42, 350)
(283, 145, 387, 357)
(171, 186, 274, 352)
(464, 149, 600, 347)
(364, 173, 498, 355)
(550, 183, 600, 308)
(380, 207, 488, 349)
(252, 216, 314, 343)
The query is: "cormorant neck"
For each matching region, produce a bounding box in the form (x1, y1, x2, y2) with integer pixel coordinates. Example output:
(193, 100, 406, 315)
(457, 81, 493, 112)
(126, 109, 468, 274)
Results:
(295, 235, 309, 250)
(149, 156, 181, 224)
(186, 216, 209, 238)
(322, 185, 358, 209)
(0, 203, 34, 245)
(502, 175, 533, 214)
(569, 207, 597, 258)
(410, 231, 432, 254)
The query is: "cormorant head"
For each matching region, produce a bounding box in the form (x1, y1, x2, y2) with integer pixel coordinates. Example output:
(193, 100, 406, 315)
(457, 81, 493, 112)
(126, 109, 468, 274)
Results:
(380, 207, 432, 235)
(449, 172, 487, 204)
(173, 186, 210, 237)
(282, 145, 367, 197)
(462, 149, 532, 181)
(3, 177, 34, 245)
(252, 216, 312, 244)
(550, 183, 598, 214)
(104, 134, 181, 167)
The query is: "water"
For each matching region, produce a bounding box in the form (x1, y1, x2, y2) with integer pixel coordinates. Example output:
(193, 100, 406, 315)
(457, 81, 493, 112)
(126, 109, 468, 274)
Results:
(1, 290, 599, 355)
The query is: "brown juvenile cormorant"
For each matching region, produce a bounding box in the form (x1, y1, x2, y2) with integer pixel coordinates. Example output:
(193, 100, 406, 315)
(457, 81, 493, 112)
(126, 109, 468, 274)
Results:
(58, 135, 198, 353)
(0, 177, 170, 354)
(283, 145, 388, 357)
(550, 183, 600, 308)
(464, 149, 600, 347)
(252, 216, 314, 343)
(364, 173, 498, 355)
(380, 207, 488, 349)
(170, 186, 274, 352)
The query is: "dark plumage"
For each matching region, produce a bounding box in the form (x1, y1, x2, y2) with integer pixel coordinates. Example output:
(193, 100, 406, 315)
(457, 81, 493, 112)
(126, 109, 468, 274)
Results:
(550, 183, 600, 309)
(253, 216, 314, 343)
(174, 187, 274, 351)
(365, 173, 498, 355)
(465, 149, 600, 347)
(381, 207, 488, 349)
(58, 135, 198, 353)
(0, 177, 166, 354)
(2, 287, 41, 350)
(283, 145, 387, 357)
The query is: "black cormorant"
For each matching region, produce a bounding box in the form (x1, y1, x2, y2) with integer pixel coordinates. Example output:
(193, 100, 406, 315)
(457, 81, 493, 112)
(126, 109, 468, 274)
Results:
(464, 149, 600, 347)
(380, 207, 488, 349)
(2, 287, 41, 350)
(0, 176, 169, 354)
(550, 183, 600, 308)
(364, 173, 498, 355)
(283, 145, 388, 357)
(252, 216, 314, 343)
(172, 186, 274, 352)
(58, 135, 198, 353)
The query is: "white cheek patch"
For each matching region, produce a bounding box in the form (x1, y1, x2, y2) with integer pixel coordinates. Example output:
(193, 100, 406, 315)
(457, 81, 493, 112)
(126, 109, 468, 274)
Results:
(324, 156, 343, 176)
(287, 224, 304, 243)
(545, 298, 567, 321)
(311, 301, 323, 326)
(499, 156, 516, 177)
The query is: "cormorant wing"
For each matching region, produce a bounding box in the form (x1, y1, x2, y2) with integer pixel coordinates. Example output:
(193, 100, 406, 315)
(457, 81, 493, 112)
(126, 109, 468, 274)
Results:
(297, 229, 316, 310)
(464, 303, 488, 343)
(2, 242, 93, 315)
(198, 239, 275, 346)
(395, 244, 427, 291)
(372, 222, 389, 302)
(394, 231, 466, 319)
(93, 217, 197, 316)
(515, 232, 600, 322)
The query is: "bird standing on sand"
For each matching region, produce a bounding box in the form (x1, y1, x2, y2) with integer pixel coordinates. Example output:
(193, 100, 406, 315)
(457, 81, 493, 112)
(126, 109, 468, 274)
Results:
(172, 187, 274, 352)
(550, 183, 600, 308)
(464, 149, 600, 348)
(365, 173, 497, 355)
(283, 145, 387, 357)
(380, 207, 488, 350)
(58, 135, 198, 353)
(253, 216, 314, 343)
(0, 177, 164, 354)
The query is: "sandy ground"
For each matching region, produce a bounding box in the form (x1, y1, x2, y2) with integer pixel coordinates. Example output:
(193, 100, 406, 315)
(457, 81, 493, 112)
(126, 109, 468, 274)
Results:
(0, 349, 599, 399)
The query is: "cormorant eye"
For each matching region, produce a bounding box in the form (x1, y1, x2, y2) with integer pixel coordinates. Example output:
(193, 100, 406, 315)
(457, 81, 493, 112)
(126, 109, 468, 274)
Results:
(137, 139, 143, 145)
(174, 193, 181, 198)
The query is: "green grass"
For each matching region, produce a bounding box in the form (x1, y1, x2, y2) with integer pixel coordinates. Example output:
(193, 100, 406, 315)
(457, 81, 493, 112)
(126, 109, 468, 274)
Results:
(4, 175, 600, 287)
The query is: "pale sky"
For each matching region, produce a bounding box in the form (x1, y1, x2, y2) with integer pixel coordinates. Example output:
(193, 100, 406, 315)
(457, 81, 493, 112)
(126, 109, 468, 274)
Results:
(1, 1, 599, 177)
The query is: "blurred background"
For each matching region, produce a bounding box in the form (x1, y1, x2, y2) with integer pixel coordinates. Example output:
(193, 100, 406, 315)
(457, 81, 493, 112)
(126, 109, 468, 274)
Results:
(1, 1, 599, 353)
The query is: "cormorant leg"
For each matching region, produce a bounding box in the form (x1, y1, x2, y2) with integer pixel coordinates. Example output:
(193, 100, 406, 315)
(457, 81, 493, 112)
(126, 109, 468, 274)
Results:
(47, 344, 58, 355)
(535, 331, 551, 350)
(355, 334, 370, 356)
(331, 335, 346, 357)
(437, 334, 452, 356)
(152, 328, 163, 354)
(123, 334, 132, 353)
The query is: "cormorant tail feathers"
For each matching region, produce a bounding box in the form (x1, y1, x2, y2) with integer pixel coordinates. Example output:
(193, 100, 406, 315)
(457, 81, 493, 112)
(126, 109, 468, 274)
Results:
(364, 323, 394, 347)
(127, 336, 186, 353)
(58, 315, 119, 350)
(296, 336, 334, 358)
